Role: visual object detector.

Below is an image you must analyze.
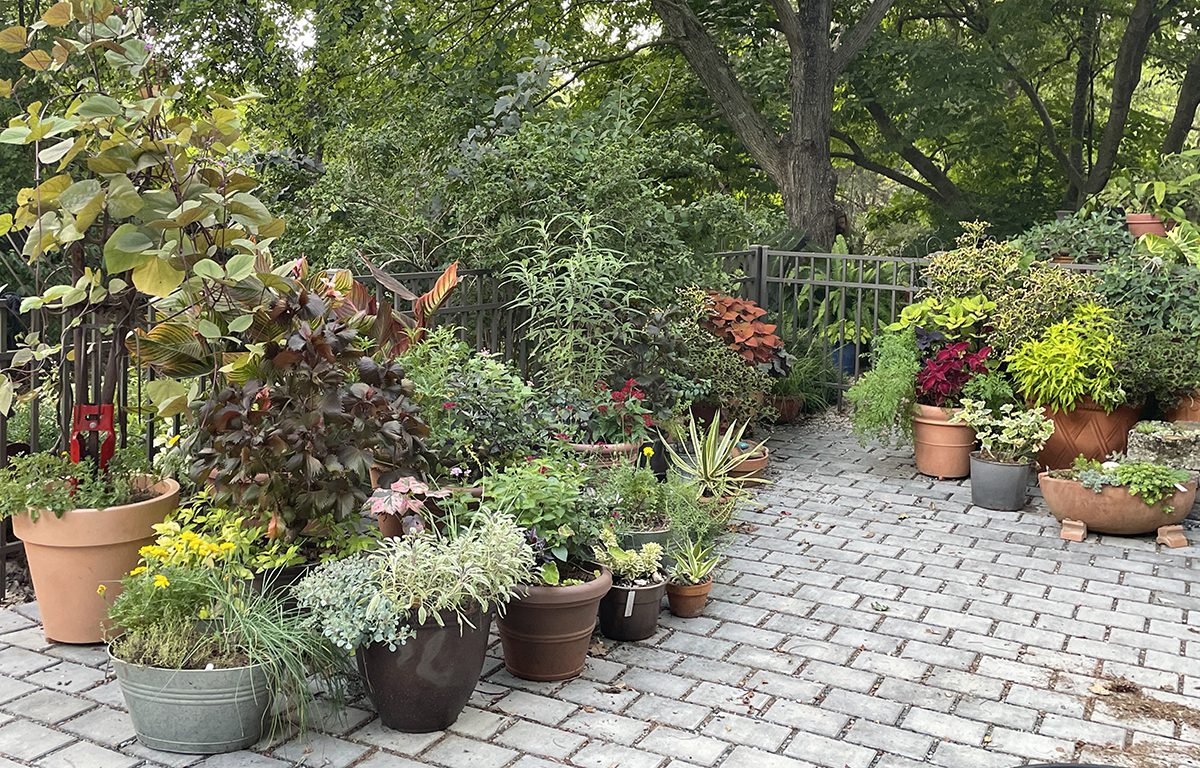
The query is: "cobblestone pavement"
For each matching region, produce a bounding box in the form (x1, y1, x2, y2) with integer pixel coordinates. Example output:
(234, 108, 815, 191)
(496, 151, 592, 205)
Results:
(2, 418, 1200, 768)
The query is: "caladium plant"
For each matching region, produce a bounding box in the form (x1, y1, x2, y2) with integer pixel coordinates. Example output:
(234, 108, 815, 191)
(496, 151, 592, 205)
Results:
(916, 342, 991, 407)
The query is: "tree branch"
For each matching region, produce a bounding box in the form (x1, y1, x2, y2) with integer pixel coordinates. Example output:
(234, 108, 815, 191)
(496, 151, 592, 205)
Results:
(860, 99, 969, 211)
(999, 56, 1088, 192)
(1163, 47, 1200, 153)
(830, 130, 944, 201)
(767, 0, 805, 52)
(832, 0, 899, 74)
(532, 39, 674, 108)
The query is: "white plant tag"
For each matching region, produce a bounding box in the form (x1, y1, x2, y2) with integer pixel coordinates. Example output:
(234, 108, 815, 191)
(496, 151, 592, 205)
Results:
(624, 590, 635, 617)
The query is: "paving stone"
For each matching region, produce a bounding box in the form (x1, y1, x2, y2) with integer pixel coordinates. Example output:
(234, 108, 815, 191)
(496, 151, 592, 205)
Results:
(901, 707, 988, 744)
(59, 706, 134, 747)
(493, 689, 577, 725)
(36, 740, 139, 768)
(722, 745, 818, 768)
(349, 719, 442, 755)
(783, 730, 877, 768)
(351, 753, 432, 768)
(562, 709, 651, 743)
(197, 753, 293, 768)
(496, 720, 585, 759)
(0, 719, 75, 761)
(638, 725, 728, 765)
(272, 733, 371, 767)
(570, 741, 666, 768)
(0, 646, 58, 677)
(843, 720, 935, 761)
(0, 676, 36, 705)
(1, 689, 95, 724)
(760, 699, 848, 737)
(701, 711, 790, 750)
(24, 661, 106, 692)
(625, 694, 712, 730)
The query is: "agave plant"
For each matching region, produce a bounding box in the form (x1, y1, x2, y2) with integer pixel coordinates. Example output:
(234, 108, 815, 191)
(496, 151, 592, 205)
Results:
(665, 414, 768, 500)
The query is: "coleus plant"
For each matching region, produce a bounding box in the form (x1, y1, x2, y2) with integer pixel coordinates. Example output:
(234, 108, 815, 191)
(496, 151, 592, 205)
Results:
(701, 292, 790, 376)
(916, 342, 991, 407)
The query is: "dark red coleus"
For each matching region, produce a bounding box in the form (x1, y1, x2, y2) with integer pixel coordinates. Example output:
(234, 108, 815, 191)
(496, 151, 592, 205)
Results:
(916, 343, 991, 406)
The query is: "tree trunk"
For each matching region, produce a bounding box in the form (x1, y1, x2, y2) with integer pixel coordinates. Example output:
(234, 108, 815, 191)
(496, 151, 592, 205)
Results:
(1163, 48, 1200, 154)
(784, 1, 837, 247)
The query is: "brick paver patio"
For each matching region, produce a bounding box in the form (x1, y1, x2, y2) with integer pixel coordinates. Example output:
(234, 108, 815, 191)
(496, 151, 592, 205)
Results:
(1, 417, 1199, 768)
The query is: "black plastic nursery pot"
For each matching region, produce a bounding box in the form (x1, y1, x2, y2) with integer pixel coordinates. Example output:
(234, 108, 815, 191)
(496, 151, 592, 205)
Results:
(968, 452, 1032, 511)
(599, 581, 666, 641)
(357, 609, 492, 732)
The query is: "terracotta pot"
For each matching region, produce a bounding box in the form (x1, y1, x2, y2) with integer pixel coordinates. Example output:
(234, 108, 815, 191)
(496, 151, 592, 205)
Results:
(1126, 213, 1168, 238)
(729, 445, 769, 479)
(496, 568, 612, 681)
(568, 442, 637, 467)
(1166, 391, 1200, 422)
(599, 581, 666, 641)
(357, 609, 492, 732)
(666, 579, 712, 618)
(1039, 399, 1141, 470)
(911, 404, 974, 479)
(1038, 473, 1197, 535)
(771, 395, 803, 424)
(13, 477, 180, 644)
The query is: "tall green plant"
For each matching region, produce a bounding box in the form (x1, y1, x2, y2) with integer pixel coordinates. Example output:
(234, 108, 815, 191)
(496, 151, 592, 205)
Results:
(1007, 303, 1125, 412)
(846, 330, 920, 445)
(665, 414, 767, 500)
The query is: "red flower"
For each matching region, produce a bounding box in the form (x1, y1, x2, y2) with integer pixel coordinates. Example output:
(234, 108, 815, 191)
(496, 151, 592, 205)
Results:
(641, 413, 653, 426)
(632, 390, 646, 401)
(443, 402, 457, 409)
(597, 404, 608, 414)
(554, 432, 569, 440)
(624, 378, 637, 389)
(611, 390, 627, 403)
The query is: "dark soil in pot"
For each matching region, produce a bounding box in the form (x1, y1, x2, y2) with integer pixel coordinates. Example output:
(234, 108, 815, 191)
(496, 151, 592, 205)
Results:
(599, 580, 666, 641)
(357, 609, 492, 732)
(496, 567, 612, 681)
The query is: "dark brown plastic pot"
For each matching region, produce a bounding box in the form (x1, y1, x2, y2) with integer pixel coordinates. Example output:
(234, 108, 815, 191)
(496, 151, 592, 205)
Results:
(496, 568, 612, 681)
(599, 580, 666, 641)
(357, 609, 492, 732)
(666, 579, 712, 618)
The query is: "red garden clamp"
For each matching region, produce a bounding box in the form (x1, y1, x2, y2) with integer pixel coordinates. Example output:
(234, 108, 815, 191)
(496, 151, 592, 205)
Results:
(69, 404, 116, 469)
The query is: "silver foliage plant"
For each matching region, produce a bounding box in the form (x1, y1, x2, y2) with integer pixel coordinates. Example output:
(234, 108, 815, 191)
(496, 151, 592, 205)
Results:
(295, 513, 535, 652)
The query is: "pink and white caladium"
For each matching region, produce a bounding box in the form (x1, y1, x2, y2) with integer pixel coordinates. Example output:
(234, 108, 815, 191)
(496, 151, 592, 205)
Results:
(367, 477, 452, 535)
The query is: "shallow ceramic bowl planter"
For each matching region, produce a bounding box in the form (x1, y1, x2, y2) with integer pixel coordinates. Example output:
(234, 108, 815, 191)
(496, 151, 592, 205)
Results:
(968, 453, 1032, 511)
(496, 568, 612, 681)
(358, 609, 492, 732)
(729, 444, 769, 479)
(112, 652, 270, 754)
(599, 580, 666, 641)
(568, 442, 637, 468)
(14, 477, 179, 644)
(912, 405, 974, 479)
(1039, 399, 1141, 469)
(1038, 472, 1197, 545)
(666, 579, 712, 618)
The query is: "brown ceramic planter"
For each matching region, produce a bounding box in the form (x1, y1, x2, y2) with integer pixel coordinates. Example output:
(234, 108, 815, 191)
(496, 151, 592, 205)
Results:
(912, 404, 974, 479)
(1126, 213, 1168, 238)
(568, 442, 637, 467)
(599, 580, 666, 641)
(496, 568, 612, 681)
(771, 395, 803, 424)
(357, 609, 492, 732)
(729, 445, 769, 479)
(1166, 391, 1200, 422)
(1039, 399, 1141, 470)
(1038, 473, 1197, 535)
(666, 579, 712, 618)
(13, 477, 180, 644)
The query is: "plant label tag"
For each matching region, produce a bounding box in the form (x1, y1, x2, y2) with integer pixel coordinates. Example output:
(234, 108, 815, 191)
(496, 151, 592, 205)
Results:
(624, 590, 635, 617)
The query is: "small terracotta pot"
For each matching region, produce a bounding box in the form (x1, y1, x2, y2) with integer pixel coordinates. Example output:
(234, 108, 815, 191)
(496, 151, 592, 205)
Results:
(1166, 391, 1200, 422)
(771, 395, 803, 424)
(666, 579, 712, 618)
(1039, 398, 1141, 470)
(1126, 213, 1168, 238)
(496, 568, 612, 681)
(568, 442, 637, 467)
(729, 445, 769, 479)
(13, 477, 180, 644)
(1038, 473, 1197, 535)
(599, 581, 666, 641)
(912, 404, 974, 479)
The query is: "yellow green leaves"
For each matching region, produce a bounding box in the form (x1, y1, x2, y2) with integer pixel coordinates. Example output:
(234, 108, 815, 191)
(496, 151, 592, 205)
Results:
(132, 255, 184, 297)
(103, 223, 154, 272)
(76, 94, 122, 118)
(0, 26, 26, 53)
(41, 2, 73, 27)
(0, 374, 13, 417)
(0, 213, 12, 236)
(19, 49, 51, 70)
(145, 379, 189, 418)
(104, 174, 141, 217)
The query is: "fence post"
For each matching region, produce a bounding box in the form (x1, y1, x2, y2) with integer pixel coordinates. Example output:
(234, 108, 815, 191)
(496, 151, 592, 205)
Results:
(748, 244, 768, 308)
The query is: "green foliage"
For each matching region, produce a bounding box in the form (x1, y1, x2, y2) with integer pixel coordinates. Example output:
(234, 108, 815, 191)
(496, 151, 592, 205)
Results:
(1007, 303, 1125, 412)
(505, 214, 645, 391)
(661, 475, 728, 547)
(601, 464, 669, 533)
(1135, 221, 1200, 267)
(295, 513, 533, 651)
(887, 295, 994, 341)
(770, 335, 834, 411)
(666, 414, 767, 500)
(846, 330, 919, 445)
(593, 527, 664, 585)
(989, 263, 1100, 356)
(960, 371, 1019, 415)
(1100, 150, 1200, 221)
(401, 327, 545, 480)
(951, 400, 1055, 464)
(0, 447, 152, 521)
(668, 539, 720, 586)
(1065, 458, 1192, 511)
(1099, 252, 1200, 340)
(1017, 211, 1134, 263)
(922, 223, 1026, 301)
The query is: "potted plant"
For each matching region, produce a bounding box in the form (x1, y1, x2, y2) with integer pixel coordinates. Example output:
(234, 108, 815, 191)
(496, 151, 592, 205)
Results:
(729, 440, 770, 478)
(1007, 302, 1140, 468)
(769, 336, 834, 423)
(665, 539, 719, 618)
(542, 380, 655, 465)
(594, 528, 666, 641)
(665, 414, 768, 501)
(366, 477, 453, 538)
(601, 463, 671, 551)
(486, 456, 612, 681)
(0, 448, 178, 644)
(1018, 211, 1134, 263)
(951, 400, 1056, 510)
(296, 513, 533, 732)
(1102, 151, 1200, 236)
(105, 551, 343, 754)
(1039, 457, 1196, 544)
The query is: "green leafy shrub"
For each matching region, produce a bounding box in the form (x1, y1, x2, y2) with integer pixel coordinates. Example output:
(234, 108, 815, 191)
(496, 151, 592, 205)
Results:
(1018, 211, 1133, 263)
(770, 335, 835, 412)
(923, 222, 1025, 301)
(960, 371, 1019, 414)
(989, 264, 1100, 356)
(1099, 252, 1200, 339)
(593, 528, 664, 585)
(1007, 303, 1125, 412)
(951, 400, 1055, 463)
(887, 295, 995, 341)
(0, 447, 153, 521)
(600, 464, 669, 533)
(846, 330, 920, 444)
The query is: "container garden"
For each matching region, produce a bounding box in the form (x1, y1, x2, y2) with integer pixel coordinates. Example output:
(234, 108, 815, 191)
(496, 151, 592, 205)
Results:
(1166, 391, 1200, 422)
(13, 477, 179, 644)
(357, 609, 493, 732)
(1039, 398, 1141, 469)
(771, 395, 803, 424)
(568, 442, 637, 467)
(1038, 471, 1197, 540)
(912, 404, 974, 479)
(619, 528, 671, 553)
(729, 443, 769, 479)
(969, 453, 1032, 511)
(666, 578, 712, 618)
(496, 568, 612, 681)
(1126, 213, 1168, 238)
(112, 652, 270, 754)
(599, 580, 666, 641)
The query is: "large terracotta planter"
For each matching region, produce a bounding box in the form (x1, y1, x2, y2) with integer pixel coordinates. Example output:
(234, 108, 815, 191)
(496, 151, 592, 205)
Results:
(912, 404, 974, 479)
(357, 609, 492, 732)
(1038, 473, 1197, 535)
(771, 395, 803, 424)
(13, 477, 179, 644)
(1039, 399, 1141, 470)
(496, 568, 612, 681)
(1126, 213, 1168, 238)
(1166, 391, 1200, 422)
